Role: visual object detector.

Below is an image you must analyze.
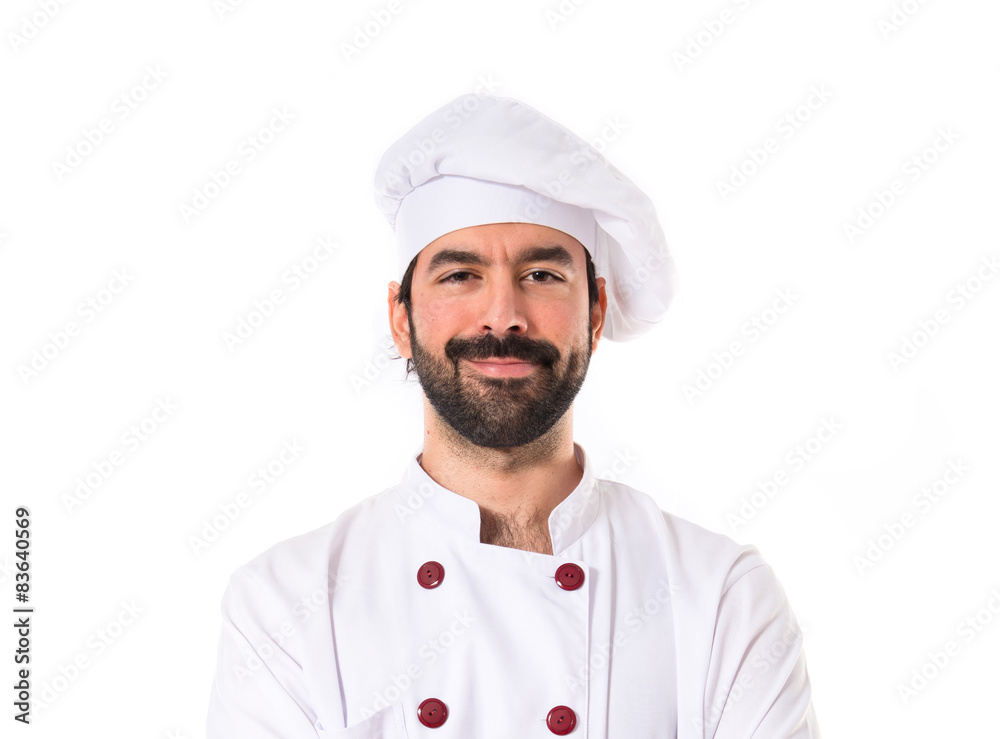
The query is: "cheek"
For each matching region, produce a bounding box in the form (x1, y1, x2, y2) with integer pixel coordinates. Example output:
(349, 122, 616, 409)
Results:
(414, 296, 470, 338)
(539, 305, 581, 334)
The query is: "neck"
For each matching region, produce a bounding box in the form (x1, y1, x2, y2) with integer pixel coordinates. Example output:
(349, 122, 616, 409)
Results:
(417, 399, 583, 554)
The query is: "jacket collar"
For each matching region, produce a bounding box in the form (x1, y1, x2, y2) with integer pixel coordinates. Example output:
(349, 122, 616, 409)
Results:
(394, 442, 600, 557)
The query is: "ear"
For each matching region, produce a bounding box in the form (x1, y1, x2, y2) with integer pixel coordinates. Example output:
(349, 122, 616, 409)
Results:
(387, 281, 412, 359)
(590, 276, 608, 352)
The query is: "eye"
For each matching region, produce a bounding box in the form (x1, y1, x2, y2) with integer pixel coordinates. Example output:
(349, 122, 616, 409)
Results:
(526, 270, 562, 283)
(441, 271, 475, 284)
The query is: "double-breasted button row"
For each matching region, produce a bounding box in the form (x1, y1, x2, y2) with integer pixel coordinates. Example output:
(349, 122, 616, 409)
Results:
(417, 561, 585, 591)
(415, 698, 577, 733)
(414, 561, 581, 732)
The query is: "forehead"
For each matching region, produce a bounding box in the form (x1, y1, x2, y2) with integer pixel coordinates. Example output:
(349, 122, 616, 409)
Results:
(417, 223, 587, 275)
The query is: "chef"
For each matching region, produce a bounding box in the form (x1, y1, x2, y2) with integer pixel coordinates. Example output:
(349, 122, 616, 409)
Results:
(206, 93, 821, 738)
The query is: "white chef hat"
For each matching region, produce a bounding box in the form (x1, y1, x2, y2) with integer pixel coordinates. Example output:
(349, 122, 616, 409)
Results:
(372, 93, 678, 342)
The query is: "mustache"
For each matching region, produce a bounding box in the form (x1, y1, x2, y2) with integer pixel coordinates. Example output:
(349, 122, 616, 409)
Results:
(445, 333, 560, 366)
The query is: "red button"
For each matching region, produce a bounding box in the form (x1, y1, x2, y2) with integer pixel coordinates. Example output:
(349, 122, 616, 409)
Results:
(417, 698, 448, 728)
(555, 563, 584, 591)
(546, 705, 576, 734)
(417, 561, 444, 589)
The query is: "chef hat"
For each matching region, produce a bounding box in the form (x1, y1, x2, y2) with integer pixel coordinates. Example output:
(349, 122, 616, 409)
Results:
(372, 93, 678, 342)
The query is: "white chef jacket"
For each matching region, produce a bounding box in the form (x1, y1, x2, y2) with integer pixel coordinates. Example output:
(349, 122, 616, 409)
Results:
(207, 442, 820, 738)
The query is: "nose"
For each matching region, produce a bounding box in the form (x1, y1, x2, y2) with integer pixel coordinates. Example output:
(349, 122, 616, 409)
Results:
(478, 274, 528, 336)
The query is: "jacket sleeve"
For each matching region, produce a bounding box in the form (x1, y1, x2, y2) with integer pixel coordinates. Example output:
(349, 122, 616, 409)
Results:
(206, 570, 322, 739)
(702, 553, 821, 738)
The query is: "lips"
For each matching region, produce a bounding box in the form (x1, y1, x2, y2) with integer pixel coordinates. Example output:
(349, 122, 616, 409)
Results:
(464, 358, 538, 377)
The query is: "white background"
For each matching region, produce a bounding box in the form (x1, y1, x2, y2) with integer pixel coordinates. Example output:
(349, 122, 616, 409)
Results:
(2, 0, 999, 736)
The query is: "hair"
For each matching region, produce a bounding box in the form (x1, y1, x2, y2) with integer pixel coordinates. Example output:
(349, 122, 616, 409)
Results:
(392, 247, 600, 379)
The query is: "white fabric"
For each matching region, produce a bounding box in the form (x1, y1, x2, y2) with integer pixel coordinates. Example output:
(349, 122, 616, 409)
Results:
(394, 175, 598, 280)
(207, 442, 821, 738)
(372, 94, 680, 343)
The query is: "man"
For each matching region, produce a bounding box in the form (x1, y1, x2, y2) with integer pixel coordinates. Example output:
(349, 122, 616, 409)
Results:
(206, 94, 821, 738)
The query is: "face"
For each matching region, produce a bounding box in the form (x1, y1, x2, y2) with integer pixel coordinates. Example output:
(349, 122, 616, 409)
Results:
(389, 222, 607, 449)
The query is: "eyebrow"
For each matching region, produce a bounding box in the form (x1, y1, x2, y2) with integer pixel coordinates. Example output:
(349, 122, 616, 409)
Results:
(425, 244, 577, 275)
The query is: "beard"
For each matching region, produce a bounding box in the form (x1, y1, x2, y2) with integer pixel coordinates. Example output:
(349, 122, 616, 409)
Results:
(407, 312, 592, 449)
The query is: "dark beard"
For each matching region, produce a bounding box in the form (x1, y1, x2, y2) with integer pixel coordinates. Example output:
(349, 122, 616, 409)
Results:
(408, 313, 591, 449)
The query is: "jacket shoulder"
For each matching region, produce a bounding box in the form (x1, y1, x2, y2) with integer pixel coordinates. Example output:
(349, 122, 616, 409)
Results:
(598, 478, 764, 589)
(221, 487, 397, 610)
